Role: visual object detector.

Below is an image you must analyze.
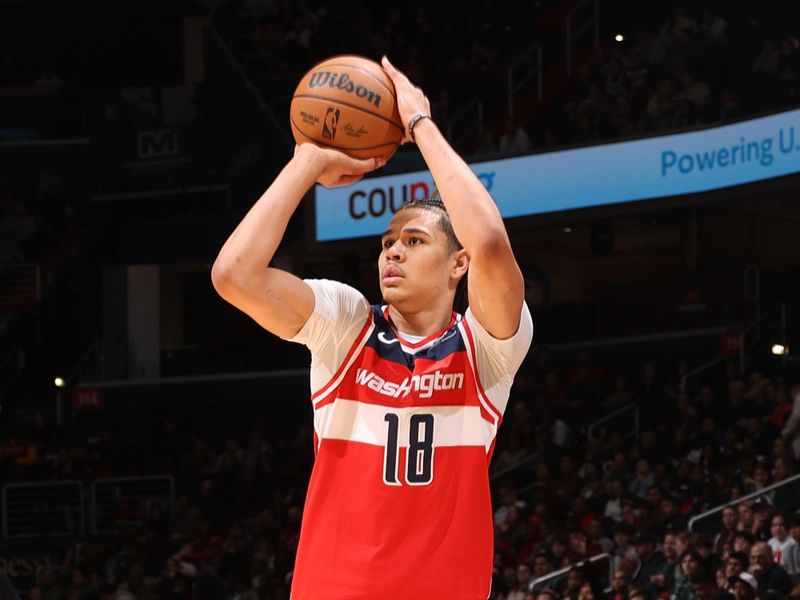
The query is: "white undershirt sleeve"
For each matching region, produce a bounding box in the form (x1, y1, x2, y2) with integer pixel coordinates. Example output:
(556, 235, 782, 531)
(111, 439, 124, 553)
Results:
(286, 279, 371, 395)
(464, 302, 533, 417)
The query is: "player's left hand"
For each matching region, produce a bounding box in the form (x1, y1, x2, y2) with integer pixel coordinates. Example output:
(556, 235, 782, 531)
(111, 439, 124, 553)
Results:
(381, 56, 432, 143)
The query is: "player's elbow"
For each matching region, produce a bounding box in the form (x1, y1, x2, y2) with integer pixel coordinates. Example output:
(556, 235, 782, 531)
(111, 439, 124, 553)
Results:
(210, 257, 242, 300)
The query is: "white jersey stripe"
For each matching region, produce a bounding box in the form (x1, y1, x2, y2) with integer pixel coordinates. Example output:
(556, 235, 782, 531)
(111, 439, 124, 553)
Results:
(314, 400, 494, 448)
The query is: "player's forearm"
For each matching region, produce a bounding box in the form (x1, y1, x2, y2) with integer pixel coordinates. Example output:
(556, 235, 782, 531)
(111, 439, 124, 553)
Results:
(413, 119, 512, 256)
(212, 147, 324, 284)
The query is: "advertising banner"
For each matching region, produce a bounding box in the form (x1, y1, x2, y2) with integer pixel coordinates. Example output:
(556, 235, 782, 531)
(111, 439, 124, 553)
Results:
(314, 108, 800, 242)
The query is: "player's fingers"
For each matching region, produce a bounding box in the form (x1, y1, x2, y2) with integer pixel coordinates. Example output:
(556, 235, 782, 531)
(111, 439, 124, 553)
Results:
(382, 56, 411, 86)
(346, 156, 385, 174)
(334, 174, 364, 187)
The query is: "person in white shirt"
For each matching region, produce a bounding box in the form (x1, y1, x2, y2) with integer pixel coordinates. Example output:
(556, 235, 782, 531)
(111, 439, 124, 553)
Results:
(767, 513, 800, 575)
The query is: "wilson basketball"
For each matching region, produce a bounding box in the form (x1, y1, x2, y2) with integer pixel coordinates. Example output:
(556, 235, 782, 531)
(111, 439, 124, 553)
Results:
(290, 55, 404, 160)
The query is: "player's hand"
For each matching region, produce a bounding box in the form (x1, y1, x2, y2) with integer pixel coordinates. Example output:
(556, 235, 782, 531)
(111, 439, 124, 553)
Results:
(381, 56, 432, 143)
(294, 143, 384, 188)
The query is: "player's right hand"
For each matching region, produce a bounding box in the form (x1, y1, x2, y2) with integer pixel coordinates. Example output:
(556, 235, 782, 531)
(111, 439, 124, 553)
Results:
(294, 143, 385, 188)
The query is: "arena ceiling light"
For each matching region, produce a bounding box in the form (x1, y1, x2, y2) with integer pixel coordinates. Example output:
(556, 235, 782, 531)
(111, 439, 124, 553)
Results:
(614, 34, 625, 42)
(771, 344, 789, 355)
(54, 376, 66, 388)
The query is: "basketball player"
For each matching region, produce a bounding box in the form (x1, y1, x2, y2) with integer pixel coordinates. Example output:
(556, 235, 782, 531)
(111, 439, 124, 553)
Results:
(212, 57, 533, 599)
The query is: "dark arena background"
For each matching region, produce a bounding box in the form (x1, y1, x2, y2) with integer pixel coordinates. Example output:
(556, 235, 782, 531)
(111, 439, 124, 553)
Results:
(1, 0, 800, 598)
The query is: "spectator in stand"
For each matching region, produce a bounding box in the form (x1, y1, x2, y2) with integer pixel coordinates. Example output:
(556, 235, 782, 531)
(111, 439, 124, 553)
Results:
(660, 496, 689, 534)
(749, 541, 793, 594)
(689, 567, 733, 600)
(725, 552, 749, 580)
(733, 531, 756, 559)
(605, 479, 627, 522)
(612, 523, 639, 570)
(727, 573, 757, 600)
(530, 552, 556, 593)
(562, 567, 586, 600)
(737, 503, 756, 534)
(677, 70, 711, 109)
(767, 513, 800, 575)
(674, 550, 702, 600)
(611, 568, 632, 600)
(505, 563, 534, 600)
(498, 117, 531, 154)
(633, 532, 667, 593)
(630, 459, 656, 499)
(772, 455, 800, 511)
(715, 506, 740, 555)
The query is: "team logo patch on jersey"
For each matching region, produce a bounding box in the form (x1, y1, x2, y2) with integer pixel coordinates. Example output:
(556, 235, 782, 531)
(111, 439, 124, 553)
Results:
(377, 332, 400, 345)
(354, 368, 464, 399)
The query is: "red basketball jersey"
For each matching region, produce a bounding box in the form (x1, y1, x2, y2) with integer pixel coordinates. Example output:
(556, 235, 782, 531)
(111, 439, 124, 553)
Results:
(289, 282, 532, 600)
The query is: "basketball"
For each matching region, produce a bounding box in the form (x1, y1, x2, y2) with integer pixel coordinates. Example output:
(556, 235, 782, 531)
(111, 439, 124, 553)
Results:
(290, 55, 404, 160)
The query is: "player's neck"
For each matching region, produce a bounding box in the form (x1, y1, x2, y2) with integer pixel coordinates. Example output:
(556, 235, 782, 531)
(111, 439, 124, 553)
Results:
(387, 303, 453, 338)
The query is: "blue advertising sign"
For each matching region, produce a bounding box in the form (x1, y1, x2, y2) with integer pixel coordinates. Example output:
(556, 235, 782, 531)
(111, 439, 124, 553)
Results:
(314, 108, 800, 241)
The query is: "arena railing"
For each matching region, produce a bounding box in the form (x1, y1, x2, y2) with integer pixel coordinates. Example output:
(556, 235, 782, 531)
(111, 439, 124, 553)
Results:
(90, 476, 174, 534)
(687, 472, 800, 531)
(2, 480, 84, 537)
(527, 552, 612, 593)
(587, 403, 639, 442)
(447, 98, 484, 150)
(566, 0, 599, 75)
(507, 44, 543, 116)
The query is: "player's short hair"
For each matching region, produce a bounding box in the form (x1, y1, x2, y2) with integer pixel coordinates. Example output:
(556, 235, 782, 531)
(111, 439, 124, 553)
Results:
(396, 192, 463, 253)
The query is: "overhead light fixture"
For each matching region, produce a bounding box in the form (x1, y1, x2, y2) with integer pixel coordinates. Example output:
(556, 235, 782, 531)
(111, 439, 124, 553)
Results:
(563, 226, 573, 234)
(771, 344, 789, 355)
(614, 34, 624, 42)
(54, 376, 66, 388)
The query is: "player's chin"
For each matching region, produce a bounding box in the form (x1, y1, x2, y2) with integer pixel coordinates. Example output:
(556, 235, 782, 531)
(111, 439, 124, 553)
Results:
(380, 285, 403, 304)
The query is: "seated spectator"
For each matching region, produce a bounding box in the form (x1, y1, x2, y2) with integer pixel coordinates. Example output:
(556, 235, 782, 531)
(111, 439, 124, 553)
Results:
(701, 9, 727, 44)
(725, 552, 749, 579)
(530, 552, 556, 592)
(715, 506, 740, 555)
(688, 567, 733, 600)
(767, 513, 800, 575)
(750, 541, 793, 594)
(611, 568, 631, 600)
(677, 70, 711, 108)
(499, 117, 531, 154)
(733, 531, 756, 558)
(633, 532, 667, 592)
(727, 573, 757, 600)
(675, 550, 702, 600)
(506, 563, 534, 600)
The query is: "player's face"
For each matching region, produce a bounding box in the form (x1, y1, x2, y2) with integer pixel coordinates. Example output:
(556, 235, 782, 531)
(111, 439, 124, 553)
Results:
(378, 208, 462, 308)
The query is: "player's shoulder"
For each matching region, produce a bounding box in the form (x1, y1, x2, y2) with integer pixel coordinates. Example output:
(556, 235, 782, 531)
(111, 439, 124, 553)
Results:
(303, 278, 370, 318)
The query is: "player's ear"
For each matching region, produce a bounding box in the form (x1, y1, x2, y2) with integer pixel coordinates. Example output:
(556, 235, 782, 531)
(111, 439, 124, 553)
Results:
(451, 249, 469, 279)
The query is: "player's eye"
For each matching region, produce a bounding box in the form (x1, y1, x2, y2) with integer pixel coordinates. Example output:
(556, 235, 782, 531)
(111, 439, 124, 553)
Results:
(382, 239, 393, 250)
(408, 237, 421, 245)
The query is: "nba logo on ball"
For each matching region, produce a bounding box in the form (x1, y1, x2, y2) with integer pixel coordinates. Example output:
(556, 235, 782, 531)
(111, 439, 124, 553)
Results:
(323, 108, 340, 140)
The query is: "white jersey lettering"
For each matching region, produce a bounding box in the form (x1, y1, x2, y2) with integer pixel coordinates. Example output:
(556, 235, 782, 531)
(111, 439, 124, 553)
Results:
(354, 368, 464, 399)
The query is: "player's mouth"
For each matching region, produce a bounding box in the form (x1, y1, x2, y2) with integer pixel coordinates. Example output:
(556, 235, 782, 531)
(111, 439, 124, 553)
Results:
(381, 264, 404, 286)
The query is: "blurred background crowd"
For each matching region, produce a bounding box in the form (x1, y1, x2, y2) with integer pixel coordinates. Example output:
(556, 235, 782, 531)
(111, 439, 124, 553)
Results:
(1, 0, 799, 599)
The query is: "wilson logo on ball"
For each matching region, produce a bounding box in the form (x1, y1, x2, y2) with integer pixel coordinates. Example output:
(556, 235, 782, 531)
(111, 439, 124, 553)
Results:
(309, 71, 383, 108)
(322, 107, 340, 139)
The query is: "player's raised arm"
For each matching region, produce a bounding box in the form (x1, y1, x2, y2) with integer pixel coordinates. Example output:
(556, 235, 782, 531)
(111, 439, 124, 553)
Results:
(382, 57, 525, 339)
(211, 145, 382, 339)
